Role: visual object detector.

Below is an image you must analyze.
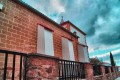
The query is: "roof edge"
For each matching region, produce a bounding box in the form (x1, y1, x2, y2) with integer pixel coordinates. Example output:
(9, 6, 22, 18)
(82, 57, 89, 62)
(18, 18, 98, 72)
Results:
(78, 43, 88, 47)
(12, 0, 79, 38)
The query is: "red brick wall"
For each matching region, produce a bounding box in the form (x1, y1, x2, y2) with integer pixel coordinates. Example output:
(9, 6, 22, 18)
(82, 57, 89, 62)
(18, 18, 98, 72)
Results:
(61, 23, 70, 31)
(0, 0, 78, 60)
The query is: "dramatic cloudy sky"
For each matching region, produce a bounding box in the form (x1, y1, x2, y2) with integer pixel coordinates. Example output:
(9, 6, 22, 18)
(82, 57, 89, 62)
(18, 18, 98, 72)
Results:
(21, 0, 120, 66)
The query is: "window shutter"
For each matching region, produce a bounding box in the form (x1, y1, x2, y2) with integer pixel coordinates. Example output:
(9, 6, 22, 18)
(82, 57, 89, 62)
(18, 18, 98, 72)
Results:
(62, 38, 70, 60)
(78, 45, 85, 62)
(44, 29, 54, 56)
(62, 38, 75, 61)
(37, 25, 54, 56)
(83, 47, 89, 62)
(68, 41, 75, 61)
(37, 25, 45, 54)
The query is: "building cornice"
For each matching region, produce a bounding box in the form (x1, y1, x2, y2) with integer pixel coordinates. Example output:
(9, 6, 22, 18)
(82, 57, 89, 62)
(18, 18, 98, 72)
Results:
(78, 43, 88, 47)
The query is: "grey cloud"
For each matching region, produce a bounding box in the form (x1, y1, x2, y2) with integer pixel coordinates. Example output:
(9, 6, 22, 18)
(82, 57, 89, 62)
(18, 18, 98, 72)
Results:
(98, 32, 120, 45)
(87, 0, 120, 45)
(86, 26, 95, 36)
(60, 0, 120, 48)
(98, 0, 110, 17)
(85, 15, 98, 36)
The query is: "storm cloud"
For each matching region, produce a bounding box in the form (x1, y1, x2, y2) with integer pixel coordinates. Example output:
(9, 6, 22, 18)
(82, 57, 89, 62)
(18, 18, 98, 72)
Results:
(54, 0, 120, 49)
(98, 32, 120, 45)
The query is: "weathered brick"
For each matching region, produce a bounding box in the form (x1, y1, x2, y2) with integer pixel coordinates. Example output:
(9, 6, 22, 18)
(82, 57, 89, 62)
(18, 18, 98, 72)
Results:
(0, 25, 7, 31)
(0, 33, 7, 39)
(0, 42, 5, 48)
(1, 38, 9, 44)
(8, 28, 16, 33)
(0, 21, 3, 25)
(2, 30, 11, 36)
(5, 15, 14, 21)
(0, 12, 5, 18)
(0, 57, 4, 61)
(0, 17, 8, 23)
(0, 62, 4, 67)
(9, 21, 17, 27)
(12, 33, 20, 38)
(7, 36, 15, 41)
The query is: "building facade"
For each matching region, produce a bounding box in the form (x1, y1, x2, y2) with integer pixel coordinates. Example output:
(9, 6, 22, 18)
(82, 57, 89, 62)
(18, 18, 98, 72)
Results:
(0, 0, 120, 80)
(61, 21, 89, 62)
(0, 0, 89, 62)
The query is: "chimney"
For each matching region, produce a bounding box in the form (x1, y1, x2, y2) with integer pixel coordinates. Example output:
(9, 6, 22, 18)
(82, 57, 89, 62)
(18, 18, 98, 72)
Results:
(60, 16, 64, 24)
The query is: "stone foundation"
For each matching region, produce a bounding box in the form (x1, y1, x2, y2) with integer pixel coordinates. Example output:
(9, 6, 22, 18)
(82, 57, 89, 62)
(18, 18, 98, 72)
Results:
(93, 75, 104, 80)
(0, 52, 120, 80)
(85, 63, 94, 80)
(26, 53, 59, 80)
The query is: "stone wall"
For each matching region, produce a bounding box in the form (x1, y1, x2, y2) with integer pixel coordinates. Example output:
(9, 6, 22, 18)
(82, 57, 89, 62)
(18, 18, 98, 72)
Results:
(0, 53, 120, 80)
(93, 75, 104, 80)
(85, 63, 94, 80)
(26, 53, 59, 80)
(85, 64, 120, 80)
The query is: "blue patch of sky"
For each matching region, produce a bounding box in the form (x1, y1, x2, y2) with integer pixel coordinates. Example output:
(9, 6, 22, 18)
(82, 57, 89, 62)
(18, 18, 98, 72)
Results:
(90, 46, 120, 57)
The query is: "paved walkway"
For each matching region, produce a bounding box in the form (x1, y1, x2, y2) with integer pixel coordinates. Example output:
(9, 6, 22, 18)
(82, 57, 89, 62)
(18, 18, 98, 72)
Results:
(115, 77, 120, 80)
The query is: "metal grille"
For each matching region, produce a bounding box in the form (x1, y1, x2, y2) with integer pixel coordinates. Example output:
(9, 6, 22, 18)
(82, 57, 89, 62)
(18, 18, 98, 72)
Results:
(0, 49, 27, 80)
(93, 64, 102, 76)
(58, 60, 86, 80)
(105, 66, 109, 74)
(111, 67, 114, 72)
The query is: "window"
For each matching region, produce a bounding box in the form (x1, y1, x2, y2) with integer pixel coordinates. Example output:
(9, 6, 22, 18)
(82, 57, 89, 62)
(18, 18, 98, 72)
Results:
(78, 45, 89, 62)
(44, 29, 54, 56)
(70, 26, 86, 45)
(62, 37, 75, 61)
(78, 45, 85, 62)
(83, 47, 89, 62)
(68, 41, 75, 60)
(37, 25, 54, 56)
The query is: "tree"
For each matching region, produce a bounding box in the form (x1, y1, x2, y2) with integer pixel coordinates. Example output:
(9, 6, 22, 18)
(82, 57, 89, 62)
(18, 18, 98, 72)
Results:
(110, 52, 116, 66)
(90, 57, 101, 64)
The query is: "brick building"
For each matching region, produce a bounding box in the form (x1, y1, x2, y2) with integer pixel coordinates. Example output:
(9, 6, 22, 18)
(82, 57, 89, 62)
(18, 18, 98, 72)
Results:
(0, 0, 120, 80)
(0, 0, 89, 62)
(61, 21, 89, 62)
